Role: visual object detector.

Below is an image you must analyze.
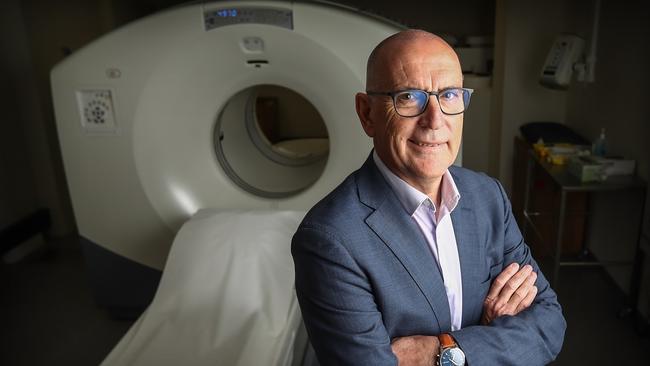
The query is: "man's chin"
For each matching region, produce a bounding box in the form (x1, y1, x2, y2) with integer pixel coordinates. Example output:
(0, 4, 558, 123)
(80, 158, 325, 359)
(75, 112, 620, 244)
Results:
(413, 159, 452, 176)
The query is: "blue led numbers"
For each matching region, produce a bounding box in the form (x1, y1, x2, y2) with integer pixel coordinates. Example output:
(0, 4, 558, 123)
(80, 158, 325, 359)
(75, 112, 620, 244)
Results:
(217, 9, 238, 17)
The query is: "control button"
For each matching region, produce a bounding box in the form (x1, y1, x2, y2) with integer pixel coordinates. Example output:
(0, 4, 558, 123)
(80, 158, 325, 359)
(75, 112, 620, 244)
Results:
(240, 36, 264, 53)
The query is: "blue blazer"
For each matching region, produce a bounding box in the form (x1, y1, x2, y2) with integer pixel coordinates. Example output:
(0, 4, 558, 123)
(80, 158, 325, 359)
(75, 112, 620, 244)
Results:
(292, 154, 566, 365)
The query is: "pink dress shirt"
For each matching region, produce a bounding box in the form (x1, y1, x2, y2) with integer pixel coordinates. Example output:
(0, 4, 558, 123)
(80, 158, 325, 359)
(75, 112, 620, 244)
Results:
(373, 152, 463, 331)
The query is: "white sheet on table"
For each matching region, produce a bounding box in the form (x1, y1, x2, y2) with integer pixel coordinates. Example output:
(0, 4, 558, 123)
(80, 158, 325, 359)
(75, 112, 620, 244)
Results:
(101, 209, 306, 366)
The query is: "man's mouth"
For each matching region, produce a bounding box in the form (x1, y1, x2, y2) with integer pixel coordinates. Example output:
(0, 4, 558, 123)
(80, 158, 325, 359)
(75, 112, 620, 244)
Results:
(409, 139, 446, 148)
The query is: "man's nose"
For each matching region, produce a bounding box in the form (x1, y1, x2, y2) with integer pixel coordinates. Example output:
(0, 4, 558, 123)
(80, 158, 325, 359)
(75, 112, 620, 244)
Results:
(417, 95, 445, 130)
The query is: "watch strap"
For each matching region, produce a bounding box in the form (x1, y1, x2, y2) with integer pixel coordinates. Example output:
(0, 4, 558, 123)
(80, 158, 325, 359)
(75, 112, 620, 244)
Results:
(439, 333, 457, 349)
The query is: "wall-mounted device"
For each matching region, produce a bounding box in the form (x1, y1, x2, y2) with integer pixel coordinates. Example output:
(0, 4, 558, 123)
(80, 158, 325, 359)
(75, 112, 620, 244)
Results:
(540, 35, 585, 89)
(540, 0, 600, 89)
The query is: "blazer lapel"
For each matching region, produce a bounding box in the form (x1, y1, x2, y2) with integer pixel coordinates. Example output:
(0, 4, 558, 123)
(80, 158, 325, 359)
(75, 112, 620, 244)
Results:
(449, 172, 484, 327)
(357, 155, 452, 332)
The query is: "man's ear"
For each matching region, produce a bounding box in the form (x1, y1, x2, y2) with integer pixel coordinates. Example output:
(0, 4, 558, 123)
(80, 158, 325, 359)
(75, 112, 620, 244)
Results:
(355, 92, 375, 137)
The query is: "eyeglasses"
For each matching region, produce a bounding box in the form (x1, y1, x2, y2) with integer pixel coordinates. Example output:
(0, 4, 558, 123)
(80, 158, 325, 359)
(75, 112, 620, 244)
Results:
(366, 88, 474, 117)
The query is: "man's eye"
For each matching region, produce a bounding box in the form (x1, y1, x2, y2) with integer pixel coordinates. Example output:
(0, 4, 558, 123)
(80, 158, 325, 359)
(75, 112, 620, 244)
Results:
(441, 89, 460, 100)
(397, 92, 415, 101)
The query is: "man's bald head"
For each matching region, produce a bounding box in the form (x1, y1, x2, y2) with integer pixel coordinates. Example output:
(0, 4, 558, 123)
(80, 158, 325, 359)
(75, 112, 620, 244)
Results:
(365, 30, 459, 91)
(355, 29, 466, 199)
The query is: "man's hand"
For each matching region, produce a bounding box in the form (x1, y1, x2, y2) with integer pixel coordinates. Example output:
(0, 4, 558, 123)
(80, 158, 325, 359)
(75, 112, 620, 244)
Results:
(481, 262, 537, 325)
(391, 335, 440, 366)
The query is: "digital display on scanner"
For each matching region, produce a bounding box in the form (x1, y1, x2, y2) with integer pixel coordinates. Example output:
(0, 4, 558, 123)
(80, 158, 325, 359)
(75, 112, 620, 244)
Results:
(217, 9, 238, 17)
(204, 7, 293, 30)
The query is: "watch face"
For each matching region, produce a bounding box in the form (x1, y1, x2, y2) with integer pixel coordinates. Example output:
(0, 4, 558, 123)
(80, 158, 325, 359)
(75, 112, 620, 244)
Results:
(440, 347, 466, 366)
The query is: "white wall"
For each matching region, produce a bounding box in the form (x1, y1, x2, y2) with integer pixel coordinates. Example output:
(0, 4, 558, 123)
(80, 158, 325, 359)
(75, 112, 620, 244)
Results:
(462, 76, 492, 173)
(565, 0, 649, 184)
(495, 0, 580, 193)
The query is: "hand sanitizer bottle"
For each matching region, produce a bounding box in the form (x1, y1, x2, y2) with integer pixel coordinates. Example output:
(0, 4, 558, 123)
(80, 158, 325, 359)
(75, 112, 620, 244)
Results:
(591, 128, 607, 157)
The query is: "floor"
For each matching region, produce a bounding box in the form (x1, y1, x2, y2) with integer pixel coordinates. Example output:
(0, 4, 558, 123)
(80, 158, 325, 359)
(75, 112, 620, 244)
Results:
(1, 237, 649, 365)
(0, 238, 132, 366)
(552, 267, 650, 364)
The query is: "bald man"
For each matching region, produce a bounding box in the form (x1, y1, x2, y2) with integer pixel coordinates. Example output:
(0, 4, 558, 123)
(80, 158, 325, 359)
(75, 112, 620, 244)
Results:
(292, 30, 565, 366)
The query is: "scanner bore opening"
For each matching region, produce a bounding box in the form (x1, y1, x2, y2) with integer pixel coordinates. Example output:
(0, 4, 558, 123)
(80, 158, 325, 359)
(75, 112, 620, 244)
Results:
(214, 85, 329, 198)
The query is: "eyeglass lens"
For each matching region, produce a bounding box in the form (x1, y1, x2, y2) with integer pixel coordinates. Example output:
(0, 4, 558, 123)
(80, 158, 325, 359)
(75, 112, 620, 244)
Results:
(394, 89, 468, 116)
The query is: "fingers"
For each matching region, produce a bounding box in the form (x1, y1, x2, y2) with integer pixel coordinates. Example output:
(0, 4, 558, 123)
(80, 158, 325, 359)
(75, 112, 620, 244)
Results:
(485, 262, 519, 303)
(482, 263, 540, 324)
(480, 310, 492, 325)
(515, 285, 537, 313)
(494, 266, 535, 311)
(497, 270, 537, 316)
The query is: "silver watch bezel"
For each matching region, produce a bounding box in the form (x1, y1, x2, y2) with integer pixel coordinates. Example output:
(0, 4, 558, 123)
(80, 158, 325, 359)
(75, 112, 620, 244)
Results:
(438, 346, 466, 366)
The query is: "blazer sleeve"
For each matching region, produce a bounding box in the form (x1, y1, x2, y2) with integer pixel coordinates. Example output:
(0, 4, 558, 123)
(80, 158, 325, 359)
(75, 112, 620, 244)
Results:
(450, 178, 567, 365)
(292, 223, 398, 366)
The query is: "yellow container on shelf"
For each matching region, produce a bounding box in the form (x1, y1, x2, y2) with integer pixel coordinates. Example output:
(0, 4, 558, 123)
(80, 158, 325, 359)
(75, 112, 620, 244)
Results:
(548, 154, 568, 165)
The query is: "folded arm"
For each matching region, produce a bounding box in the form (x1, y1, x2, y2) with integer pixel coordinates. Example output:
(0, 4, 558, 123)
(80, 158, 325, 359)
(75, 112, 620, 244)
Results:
(392, 179, 565, 366)
(392, 262, 538, 366)
(450, 179, 566, 365)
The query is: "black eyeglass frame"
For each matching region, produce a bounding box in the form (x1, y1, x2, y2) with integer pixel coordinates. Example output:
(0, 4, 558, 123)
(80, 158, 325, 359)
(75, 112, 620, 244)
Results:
(366, 87, 474, 117)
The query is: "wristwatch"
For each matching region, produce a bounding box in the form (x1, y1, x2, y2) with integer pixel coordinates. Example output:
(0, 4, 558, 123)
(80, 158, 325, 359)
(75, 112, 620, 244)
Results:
(436, 333, 466, 366)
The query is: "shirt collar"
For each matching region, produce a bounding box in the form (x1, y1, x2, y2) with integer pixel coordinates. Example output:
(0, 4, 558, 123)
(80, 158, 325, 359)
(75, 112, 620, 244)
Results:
(373, 151, 461, 216)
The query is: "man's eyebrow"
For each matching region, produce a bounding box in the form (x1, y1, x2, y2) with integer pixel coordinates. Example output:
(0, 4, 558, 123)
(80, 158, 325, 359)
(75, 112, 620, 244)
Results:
(393, 85, 463, 92)
(440, 85, 463, 91)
